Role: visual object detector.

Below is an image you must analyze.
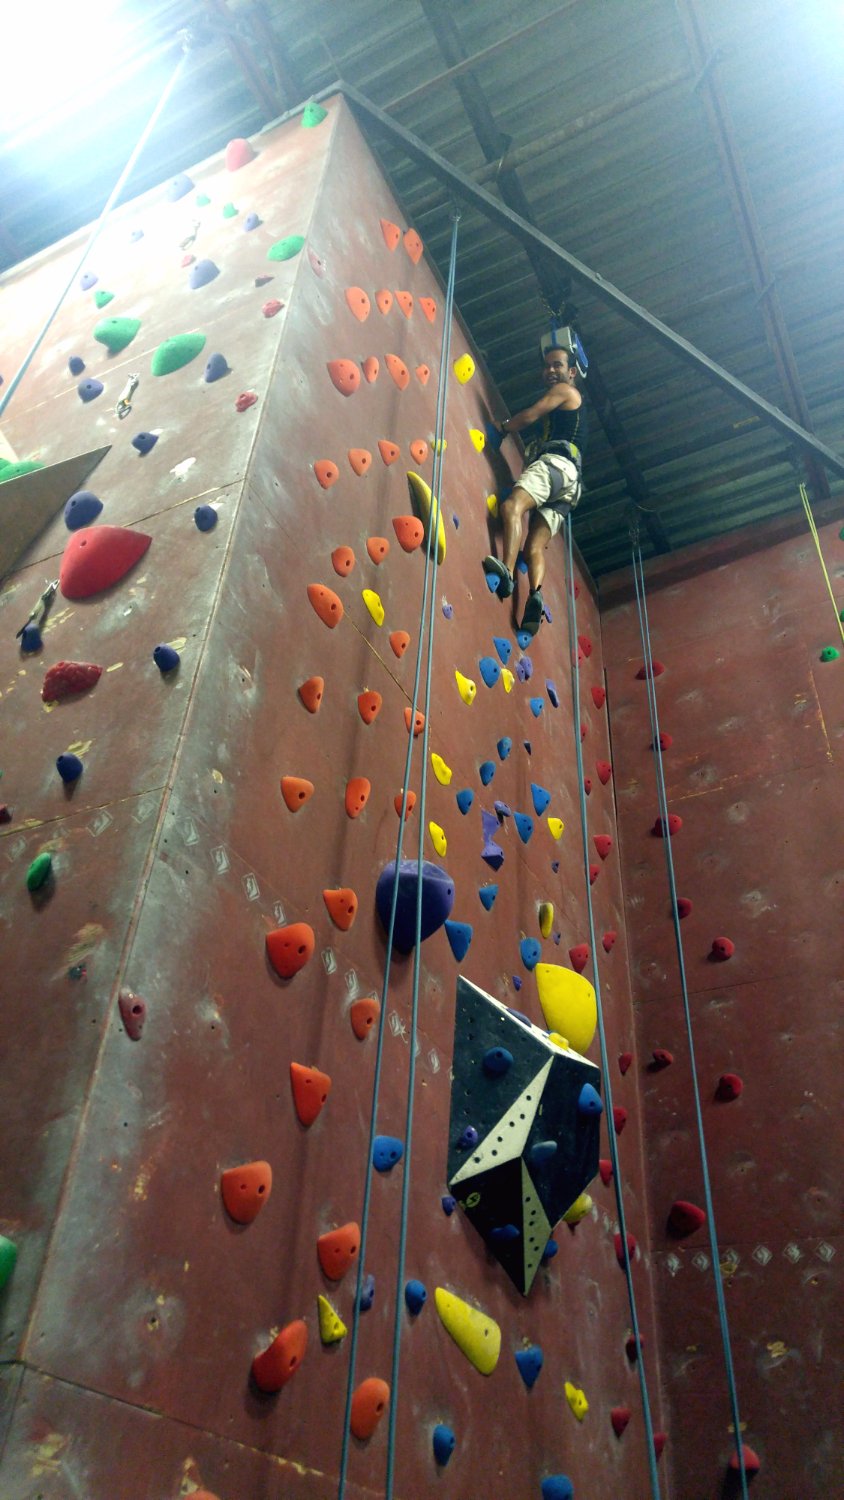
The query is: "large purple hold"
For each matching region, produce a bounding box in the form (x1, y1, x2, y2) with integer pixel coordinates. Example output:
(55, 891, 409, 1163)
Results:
(166, 172, 194, 201)
(64, 491, 103, 530)
(375, 858, 454, 954)
(68, 355, 85, 376)
(79, 271, 98, 291)
(203, 352, 229, 383)
(189, 258, 220, 289)
(78, 378, 103, 403)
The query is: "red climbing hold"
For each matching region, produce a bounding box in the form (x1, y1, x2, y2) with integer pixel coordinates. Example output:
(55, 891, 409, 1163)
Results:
(618, 1052, 633, 1076)
(392, 516, 424, 552)
(613, 1106, 628, 1135)
(280, 776, 314, 812)
(653, 814, 682, 837)
(266, 923, 315, 979)
(318, 1222, 360, 1280)
(357, 691, 382, 725)
(326, 359, 360, 397)
(380, 219, 401, 251)
(251, 1320, 307, 1392)
(118, 988, 146, 1040)
(385, 354, 410, 390)
(366, 536, 390, 564)
(602, 931, 617, 953)
(568, 944, 589, 974)
(611, 1407, 631, 1438)
(345, 287, 371, 321)
(653, 732, 673, 751)
(596, 760, 612, 786)
(307, 583, 344, 627)
(418, 296, 436, 323)
(390, 631, 411, 660)
(262, 299, 283, 318)
(350, 1377, 390, 1439)
(404, 706, 424, 737)
(221, 1161, 272, 1224)
(716, 1073, 743, 1101)
(345, 778, 371, 818)
(580, 722, 587, 740)
(235, 391, 258, 412)
(591, 685, 606, 709)
(348, 449, 372, 476)
(583, 777, 593, 796)
(676, 897, 693, 919)
(651, 1048, 674, 1069)
(636, 660, 665, 679)
(415, 365, 430, 386)
(41, 661, 103, 702)
(362, 356, 379, 383)
(409, 439, 429, 464)
(395, 790, 416, 819)
(60, 525, 151, 600)
(589, 864, 600, 885)
(668, 1200, 706, 1237)
(578, 634, 593, 658)
(653, 1433, 667, 1461)
(298, 676, 324, 714)
(375, 289, 394, 314)
(290, 1062, 332, 1126)
(403, 227, 423, 263)
(314, 459, 339, 489)
(599, 1159, 613, 1186)
(729, 1445, 760, 1474)
(395, 290, 413, 318)
(323, 888, 358, 931)
(614, 1230, 636, 1266)
(225, 137, 255, 171)
(350, 996, 380, 1039)
(594, 834, 613, 860)
(711, 936, 735, 961)
(625, 1333, 643, 1362)
(378, 440, 400, 466)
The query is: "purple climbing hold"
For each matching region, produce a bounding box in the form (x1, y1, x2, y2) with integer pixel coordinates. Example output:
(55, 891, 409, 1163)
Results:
(452, 514, 460, 529)
(481, 808, 504, 869)
(546, 680, 559, 707)
(490, 1224, 520, 1243)
(78, 378, 103, 403)
(64, 491, 103, 530)
(515, 659, 528, 683)
(457, 1126, 479, 1150)
(493, 800, 511, 818)
(375, 859, 455, 954)
(131, 431, 158, 455)
(166, 172, 194, 201)
(441, 1194, 457, 1216)
(203, 352, 230, 383)
(79, 271, 98, 291)
(542, 603, 553, 624)
(551, 860, 560, 873)
(189, 258, 220, 289)
(194, 504, 218, 532)
(512, 975, 523, 991)
(442, 601, 454, 620)
(519, 655, 533, 680)
(508, 1007, 532, 1025)
(57, 752, 83, 784)
(358, 1273, 376, 1312)
(153, 644, 180, 673)
(20, 624, 42, 653)
(243, 212, 261, 231)
(68, 355, 85, 376)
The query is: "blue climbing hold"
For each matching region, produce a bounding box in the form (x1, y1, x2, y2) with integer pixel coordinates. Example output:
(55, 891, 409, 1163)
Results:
(485, 571, 501, 594)
(541, 1238, 559, 1262)
(529, 1140, 558, 1165)
(515, 1345, 544, 1389)
(478, 884, 498, 911)
(479, 656, 500, 687)
(516, 554, 528, 575)
(529, 698, 544, 718)
(577, 1082, 603, 1116)
(485, 421, 504, 451)
(433, 1424, 456, 1466)
(79, 270, 98, 291)
(166, 172, 194, 201)
(441, 1194, 457, 1216)
(516, 630, 532, 650)
(452, 514, 460, 530)
(153, 645, 180, 673)
(194, 504, 218, 531)
(541, 1478, 573, 1500)
(490, 1223, 520, 1242)
(20, 624, 42, 653)
(492, 635, 512, 664)
(444, 920, 473, 962)
(479, 761, 495, 786)
(530, 783, 551, 816)
(358, 1273, 376, 1311)
(519, 655, 534, 680)
(64, 491, 102, 530)
(514, 812, 534, 844)
(551, 860, 560, 873)
(442, 601, 454, 619)
(496, 736, 512, 760)
(375, 859, 455, 954)
(508, 1008, 533, 1026)
(57, 753, 83, 784)
(189, 258, 220, 289)
(520, 937, 541, 970)
(78, 378, 103, 403)
(131, 431, 158, 455)
(404, 1279, 427, 1314)
(483, 1046, 513, 1077)
(494, 800, 511, 818)
(523, 741, 532, 755)
(457, 1126, 479, 1150)
(68, 355, 85, 376)
(243, 212, 261, 231)
(546, 679, 560, 707)
(373, 1136, 404, 1172)
(455, 788, 474, 815)
(203, 352, 229, 382)
(513, 976, 523, 991)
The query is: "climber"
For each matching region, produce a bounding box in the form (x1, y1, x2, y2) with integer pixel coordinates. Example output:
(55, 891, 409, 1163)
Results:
(483, 341, 586, 637)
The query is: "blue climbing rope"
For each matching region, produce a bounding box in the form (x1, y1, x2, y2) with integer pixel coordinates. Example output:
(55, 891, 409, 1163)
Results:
(563, 515, 663, 1500)
(337, 211, 460, 1500)
(629, 532, 749, 1496)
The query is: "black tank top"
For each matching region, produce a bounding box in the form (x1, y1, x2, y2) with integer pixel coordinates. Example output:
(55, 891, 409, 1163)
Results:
(523, 399, 587, 465)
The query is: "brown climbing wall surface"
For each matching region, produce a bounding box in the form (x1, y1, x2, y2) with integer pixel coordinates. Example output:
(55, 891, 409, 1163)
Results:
(0, 99, 661, 1497)
(601, 519, 844, 1498)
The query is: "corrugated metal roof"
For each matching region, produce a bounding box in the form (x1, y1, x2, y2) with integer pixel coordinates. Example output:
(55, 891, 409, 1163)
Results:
(2, 0, 842, 576)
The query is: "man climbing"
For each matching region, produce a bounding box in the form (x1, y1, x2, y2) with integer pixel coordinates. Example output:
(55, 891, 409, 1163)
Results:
(483, 339, 586, 637)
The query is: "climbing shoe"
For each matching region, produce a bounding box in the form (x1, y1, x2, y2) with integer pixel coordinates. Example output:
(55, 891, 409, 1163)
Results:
(520, 589, 544, 638)
(482, 556, 514, 598)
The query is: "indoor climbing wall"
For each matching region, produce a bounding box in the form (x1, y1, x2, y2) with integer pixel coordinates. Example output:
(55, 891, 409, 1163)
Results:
(601, 518, 844, 1498)
(1, 98, 663, 1498)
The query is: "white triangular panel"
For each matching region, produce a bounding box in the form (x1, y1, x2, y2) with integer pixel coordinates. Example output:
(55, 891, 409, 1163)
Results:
(521, 1159, 553, 1293)
(449, 1059, 552, 1186)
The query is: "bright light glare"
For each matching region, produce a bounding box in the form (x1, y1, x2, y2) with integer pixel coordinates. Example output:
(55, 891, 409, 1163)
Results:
(0, 0, 129, 134)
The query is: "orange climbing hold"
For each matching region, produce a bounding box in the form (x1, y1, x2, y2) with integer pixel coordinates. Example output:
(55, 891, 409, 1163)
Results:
(403, 226, 423, 262)
(385, 354, 410, 390)
(378, 440, 400, 466)
(362, 356, 379, 383)
(729, 1445, 760, 1474)
(418, 296, 437, 322)
(348, 449, 372, 477)
(350, 1377, 390, 1439)
(314, 459, 339, 489)
(415, 365, 430, 385)
(331, 546, 355, 577)
(307, 583, 344, 628)
(280, 776, 314, 812)
(357, 691, 382, 724)
(298, 676, 324, 714)
(266, 922, 315, 979)
(326, 359, 360, 397)
(409, 439, 428, 464)
(290, 1062, 332, 1126)
(345, 778, 371, 818)
(394, 789, 416, 819)
(318, 1222, 360, 1280)
(380, 218, 401, 250)
(375, 289, 394, 314)
(404, 706, 424, 737)
(366, 536, 390, 564)
(395, 290, 413, 318)
(251, 1319, 307, 1392)
(323, 888, 358, 931)
(391, 631, 410, 658)
(221, 1161, 272, 1224)
(392, 516, 424, 552)
(345, 286, 371, 321)
(350, 996, 380, 1039)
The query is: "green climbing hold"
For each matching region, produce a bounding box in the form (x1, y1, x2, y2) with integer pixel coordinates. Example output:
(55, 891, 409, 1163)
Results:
(819, 646, 840, 662)
(151, 332, 206, 376)
(26, 852, 53, 891)
(302, 101, 328, 128)
(93, 289, 114, 309)
(222, 202, 238, 218)
(195, 193, 211, 207)
(0, 459, 43, 483)
(268, 235, 305, 262)
(93, 316, 141, 354)
(0, 1235, 16, 1291)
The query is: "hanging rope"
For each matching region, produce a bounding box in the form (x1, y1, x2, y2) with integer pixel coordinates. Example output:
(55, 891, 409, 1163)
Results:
(562, 516, 663, 1500)
(798, 482, 844, 646)
(336, 210, 460, 1500)
(629, 533, 749, 1497)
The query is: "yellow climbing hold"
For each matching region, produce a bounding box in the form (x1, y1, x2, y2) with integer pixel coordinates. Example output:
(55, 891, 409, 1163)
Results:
(429, 821, 447, 857)
(547, 816, 565, 840)
(468, 428, 485, 452)
(486, 493, 499, 518)
(455, 670, 477, 706)
(565, 1380, 589, 1421)
(548, 1032, 570, 1051)
(406, 471, 446, 563)
(431, 753, 453, 785)
(539, 902, 554, 939)
(500, 667, 514, 693)
(362, 589, 385, 626)
(433, 438, 448, 454)
(317, 1294, 347, 1345)
(563, 1192, 593, 1225)
(453, 354, 475, 384)
(535, 964, 597, 1055)
(434, 1287, 501, 1375)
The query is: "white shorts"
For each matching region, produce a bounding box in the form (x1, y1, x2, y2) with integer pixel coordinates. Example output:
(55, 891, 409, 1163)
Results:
(517, 454, 581, 537)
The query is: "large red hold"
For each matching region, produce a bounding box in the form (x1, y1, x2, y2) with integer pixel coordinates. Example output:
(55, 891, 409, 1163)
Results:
(41, 661, 103, 701)
(667, 1199, 706, 1237)
(251, 1320, 307, 1392)
(60, 526, 151, 600)
(653, 813, 682, 837)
